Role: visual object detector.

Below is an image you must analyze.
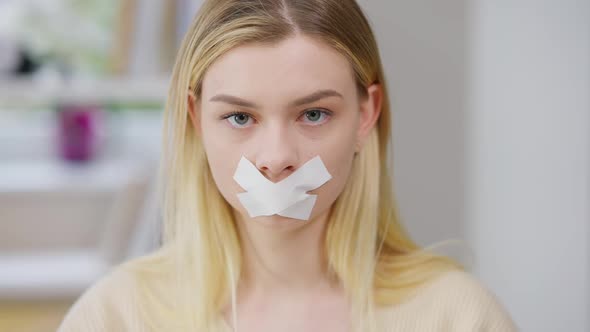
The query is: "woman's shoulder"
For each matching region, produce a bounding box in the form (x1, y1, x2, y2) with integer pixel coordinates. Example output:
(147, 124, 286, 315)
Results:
(57, 249, 173, 332)
(379, 269, 518, 331)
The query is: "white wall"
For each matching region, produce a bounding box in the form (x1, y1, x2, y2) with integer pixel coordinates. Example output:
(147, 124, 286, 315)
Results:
(357, 0, 468, 249)
(467, 1, 590, 331)
(360, 1, 589, 331)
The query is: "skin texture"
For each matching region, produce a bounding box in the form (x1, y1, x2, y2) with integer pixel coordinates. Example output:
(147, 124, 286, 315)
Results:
(188, 34, 382, 331)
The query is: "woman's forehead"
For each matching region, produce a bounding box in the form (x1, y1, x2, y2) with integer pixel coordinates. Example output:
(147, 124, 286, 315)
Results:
(201, 35, 357, 102)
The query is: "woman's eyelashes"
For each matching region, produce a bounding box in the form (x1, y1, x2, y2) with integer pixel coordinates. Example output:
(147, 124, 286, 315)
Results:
(298, 109, 332, 125)
(222, 112, 255, 128)
(221, 109, 333, 129)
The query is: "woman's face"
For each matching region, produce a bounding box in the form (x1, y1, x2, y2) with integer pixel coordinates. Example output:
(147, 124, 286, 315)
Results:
(192, 35, 380, 226)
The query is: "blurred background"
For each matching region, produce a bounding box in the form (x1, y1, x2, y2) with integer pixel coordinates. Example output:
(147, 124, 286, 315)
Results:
(0, 0, 587, 331)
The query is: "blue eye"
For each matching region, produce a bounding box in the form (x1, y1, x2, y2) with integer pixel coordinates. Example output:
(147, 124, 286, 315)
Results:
(223, 112, 254, 128)
(301, 109, 331, 125)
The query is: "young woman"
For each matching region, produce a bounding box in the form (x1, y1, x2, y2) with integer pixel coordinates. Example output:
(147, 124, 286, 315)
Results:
(59, 1, 516, 331)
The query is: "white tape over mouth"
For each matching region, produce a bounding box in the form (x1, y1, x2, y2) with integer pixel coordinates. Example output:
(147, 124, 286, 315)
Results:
(233, 156, 332, 220)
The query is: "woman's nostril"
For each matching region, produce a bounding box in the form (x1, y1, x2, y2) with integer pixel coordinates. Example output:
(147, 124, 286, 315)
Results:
(258, 166, 295, 183)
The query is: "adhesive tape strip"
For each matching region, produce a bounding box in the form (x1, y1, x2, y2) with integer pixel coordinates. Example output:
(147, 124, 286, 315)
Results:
(233, 155, 332, 220)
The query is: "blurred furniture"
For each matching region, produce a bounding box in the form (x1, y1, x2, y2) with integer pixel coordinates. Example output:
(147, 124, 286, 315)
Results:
(0, 300, 72, 332)
(0, 158, 156, 300)
(0, 77, 168, 108)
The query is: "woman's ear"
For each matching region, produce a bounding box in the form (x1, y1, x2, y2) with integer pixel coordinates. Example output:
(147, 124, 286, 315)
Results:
(356, 83, 383, 151)
(187, 89, 201, 135)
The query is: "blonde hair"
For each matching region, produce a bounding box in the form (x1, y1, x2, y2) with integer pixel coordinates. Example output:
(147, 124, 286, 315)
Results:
(129, 0, 460, 331)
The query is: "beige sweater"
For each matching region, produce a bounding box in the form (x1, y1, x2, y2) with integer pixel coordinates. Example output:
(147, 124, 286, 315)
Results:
(58, 259, 517, 331)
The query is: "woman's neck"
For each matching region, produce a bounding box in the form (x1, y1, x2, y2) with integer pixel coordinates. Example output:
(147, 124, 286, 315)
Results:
(234, 209, 337, 295)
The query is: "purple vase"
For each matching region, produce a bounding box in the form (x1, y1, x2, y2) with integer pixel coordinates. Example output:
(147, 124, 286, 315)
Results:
(57, 104, 102, 162)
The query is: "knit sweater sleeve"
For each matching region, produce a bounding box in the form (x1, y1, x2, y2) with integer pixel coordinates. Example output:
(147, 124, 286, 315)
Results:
(381, 270, 518, 331)
(56, 267, 140, 332)
(436, 270, 518, 331)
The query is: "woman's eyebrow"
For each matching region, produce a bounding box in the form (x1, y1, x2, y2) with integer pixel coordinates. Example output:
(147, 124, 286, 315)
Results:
(288, 89, 343, 107)
(209, 89, 343, 109)
(209, 94, 259, 108)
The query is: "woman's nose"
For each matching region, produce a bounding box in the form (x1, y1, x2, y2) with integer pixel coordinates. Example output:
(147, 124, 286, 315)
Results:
(254, 126, 298, 182)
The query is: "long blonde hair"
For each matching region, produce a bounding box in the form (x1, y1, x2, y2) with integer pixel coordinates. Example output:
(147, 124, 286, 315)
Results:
(129, 0, 460, 331)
